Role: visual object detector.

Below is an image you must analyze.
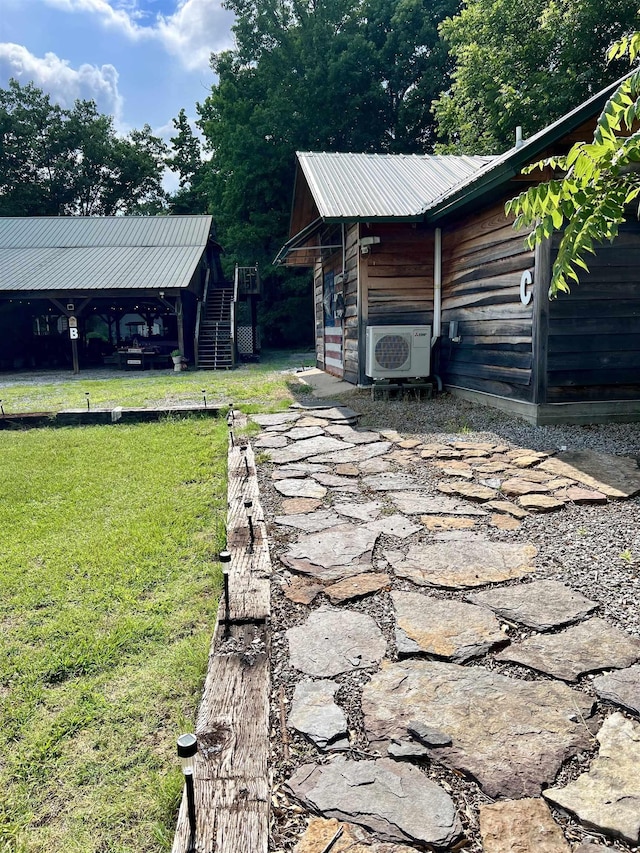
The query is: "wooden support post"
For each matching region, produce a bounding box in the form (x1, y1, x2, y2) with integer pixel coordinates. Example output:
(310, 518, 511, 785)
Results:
(176, 293, 185, 357)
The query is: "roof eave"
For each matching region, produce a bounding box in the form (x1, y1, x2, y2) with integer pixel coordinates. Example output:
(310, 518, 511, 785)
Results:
(424, 73, 630, 222)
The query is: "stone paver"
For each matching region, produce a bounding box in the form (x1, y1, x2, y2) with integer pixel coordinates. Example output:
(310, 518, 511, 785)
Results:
(422, 516, 477, 531)
(283, 523, 379, 581)
(386, 541, 537, 589)
(392, 591, 506, 661)
(311, 442, 393, 464)
(270, 436, 354, 465)
(333, 500, 382, 522)
(486, 500, 529, 518)
(283, 576, 325, 605)
(479, 799, 570, 853)
(274, 478, 328, 499)
(286, 756, 462, 847)
(254, 433, 289, 448)
(361, 472, 427, 491)
(491, 513, 521, 530)
(283, 426, 325, 440)
(311, 473, 360, 491)
(288, 679, 349, 750)
(293, 818, 417, 853)
(468, 580, 598, 630)
(501, 478, 552, 496)
(325, 573, 391, 604)
(335, 463, 359, 476)
(544, 712, 640, 845)
(275, 509, 343, 532)
(363, 659, 595, 798)
(358, 457, 391, 473)
(287, 608, 386, 676)
(324, 425, 383, 443)
(554, 486, 608, 505)
(281, 498, 322, 514)
(252, 412, 299, 426)
(437, 482, 497, 501)
(389, 491, 487, 516)
(594, 664, 640, 715)
(496, 617, 640, 681)
(518, 494, 566, 512)
(539, 450, 640, 498)
(364, 514, 420, 539)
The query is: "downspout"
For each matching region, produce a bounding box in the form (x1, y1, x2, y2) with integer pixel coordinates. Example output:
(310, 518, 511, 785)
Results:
(432, 227, 443, 392)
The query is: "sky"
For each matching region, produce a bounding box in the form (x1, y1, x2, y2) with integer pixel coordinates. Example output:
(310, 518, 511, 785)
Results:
(0, 0, 237, 188)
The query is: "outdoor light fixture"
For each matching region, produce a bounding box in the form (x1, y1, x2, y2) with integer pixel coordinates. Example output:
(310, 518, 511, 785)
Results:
(219, 550, 232, 636)
(85, 392, 90, 411)
(244, 499, 255, 548)
(177, 733, 197, 853)
(201, 389, 207, 409)
(0, 400, 4, 416)
(227, 402, 234, 424)
(228, 421, 235, 447)
(240, 445, 250, 477)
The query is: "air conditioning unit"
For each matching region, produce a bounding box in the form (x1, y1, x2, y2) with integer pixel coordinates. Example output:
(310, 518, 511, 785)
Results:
(365, 325, 431, 379)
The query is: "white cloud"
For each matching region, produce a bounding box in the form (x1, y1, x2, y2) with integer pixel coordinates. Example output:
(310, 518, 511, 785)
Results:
(0, 43, 124, 120)
(39, 0, 235, 71)
(155, 0, 235, 71)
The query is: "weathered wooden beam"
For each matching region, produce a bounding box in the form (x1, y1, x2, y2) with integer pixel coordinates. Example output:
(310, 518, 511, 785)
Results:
(172, 416, 271, 853)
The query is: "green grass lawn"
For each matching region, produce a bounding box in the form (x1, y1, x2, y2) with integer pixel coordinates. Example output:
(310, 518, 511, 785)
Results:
(0, 417, 229, 853)
(0, 350, 309, 415)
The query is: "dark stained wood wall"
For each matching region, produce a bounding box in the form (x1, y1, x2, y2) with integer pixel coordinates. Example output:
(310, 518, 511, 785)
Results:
(362, 222, 434, 327)
(440, 199, 536, 401)
(546, 222, 640, 402)
(343, 224, 360, 384)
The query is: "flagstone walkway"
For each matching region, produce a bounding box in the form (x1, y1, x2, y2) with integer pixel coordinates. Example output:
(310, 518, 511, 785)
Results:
(251, 405, 640, 853)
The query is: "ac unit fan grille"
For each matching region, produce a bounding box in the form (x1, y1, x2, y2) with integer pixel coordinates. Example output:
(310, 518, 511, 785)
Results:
(375, 334, 410, 370)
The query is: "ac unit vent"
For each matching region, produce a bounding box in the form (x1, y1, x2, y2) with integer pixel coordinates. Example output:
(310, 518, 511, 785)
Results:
(374, 334, 411, 371)
(365, 325, 431, 379)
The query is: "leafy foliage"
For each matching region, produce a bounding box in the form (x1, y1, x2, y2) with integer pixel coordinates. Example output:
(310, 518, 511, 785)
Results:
(434, 0, 639, 153)
(0, 79, 168, 216)
(506, 59, 640, 296)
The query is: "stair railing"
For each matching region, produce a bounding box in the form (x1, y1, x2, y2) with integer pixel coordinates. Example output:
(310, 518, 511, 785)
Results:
(195, 267, 211, 368)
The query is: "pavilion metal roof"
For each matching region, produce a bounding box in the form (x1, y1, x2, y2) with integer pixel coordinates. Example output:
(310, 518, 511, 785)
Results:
(296, 152, 495, 221)
(0, 215, 213, 292)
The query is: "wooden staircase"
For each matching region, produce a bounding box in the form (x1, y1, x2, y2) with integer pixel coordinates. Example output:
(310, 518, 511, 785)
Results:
(197, 287, 234, 369)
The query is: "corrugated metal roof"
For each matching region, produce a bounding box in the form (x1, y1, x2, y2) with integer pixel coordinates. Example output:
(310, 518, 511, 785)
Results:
(0, 215, 213, 292)
(0, 215, 213, 249)
(296, 152, 495, 220)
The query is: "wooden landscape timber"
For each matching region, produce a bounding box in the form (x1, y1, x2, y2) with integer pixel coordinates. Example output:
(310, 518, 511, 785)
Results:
(172, 420, 271, 853)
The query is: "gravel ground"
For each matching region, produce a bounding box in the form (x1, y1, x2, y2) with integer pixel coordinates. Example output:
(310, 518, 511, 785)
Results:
(258, 390, 640, 853)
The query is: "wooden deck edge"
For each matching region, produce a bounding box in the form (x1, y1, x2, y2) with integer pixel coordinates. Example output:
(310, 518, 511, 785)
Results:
(172, 416, 271, 853)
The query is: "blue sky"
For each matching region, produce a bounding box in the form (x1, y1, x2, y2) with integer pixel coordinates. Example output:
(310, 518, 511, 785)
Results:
(0, 0, 236, 186)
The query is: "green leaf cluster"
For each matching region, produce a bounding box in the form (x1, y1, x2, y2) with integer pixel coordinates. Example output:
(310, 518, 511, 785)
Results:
(507, 63, 640, 296)
(0, 80, 168, 216)
(434, 0, 639, 154)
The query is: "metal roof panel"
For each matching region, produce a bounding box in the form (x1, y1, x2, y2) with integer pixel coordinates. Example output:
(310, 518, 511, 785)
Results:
(296, 152, 494, 219)
(0, 246, 206, 292)
(0, 215, 213, 249)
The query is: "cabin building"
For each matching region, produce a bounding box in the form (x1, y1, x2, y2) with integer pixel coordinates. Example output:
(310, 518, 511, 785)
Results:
(0, 215, 260, 372)
(275, 80, 640, 424)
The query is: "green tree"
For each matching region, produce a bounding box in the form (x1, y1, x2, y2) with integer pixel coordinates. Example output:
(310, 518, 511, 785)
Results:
(166, 108, 208, 214)
(434, 0, 639, 154)
(507, 54, 640, 297)
(197, 0, 457, 344)
(0, 79, 167, 216)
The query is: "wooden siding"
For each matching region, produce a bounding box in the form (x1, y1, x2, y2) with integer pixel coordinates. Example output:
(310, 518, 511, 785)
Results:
(363, 223, 434, 328)
(343, 225, 360, 384)
(440, 200, 536, 401)
(314, 262, 324, 368)
(546, 223, 640, 402)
